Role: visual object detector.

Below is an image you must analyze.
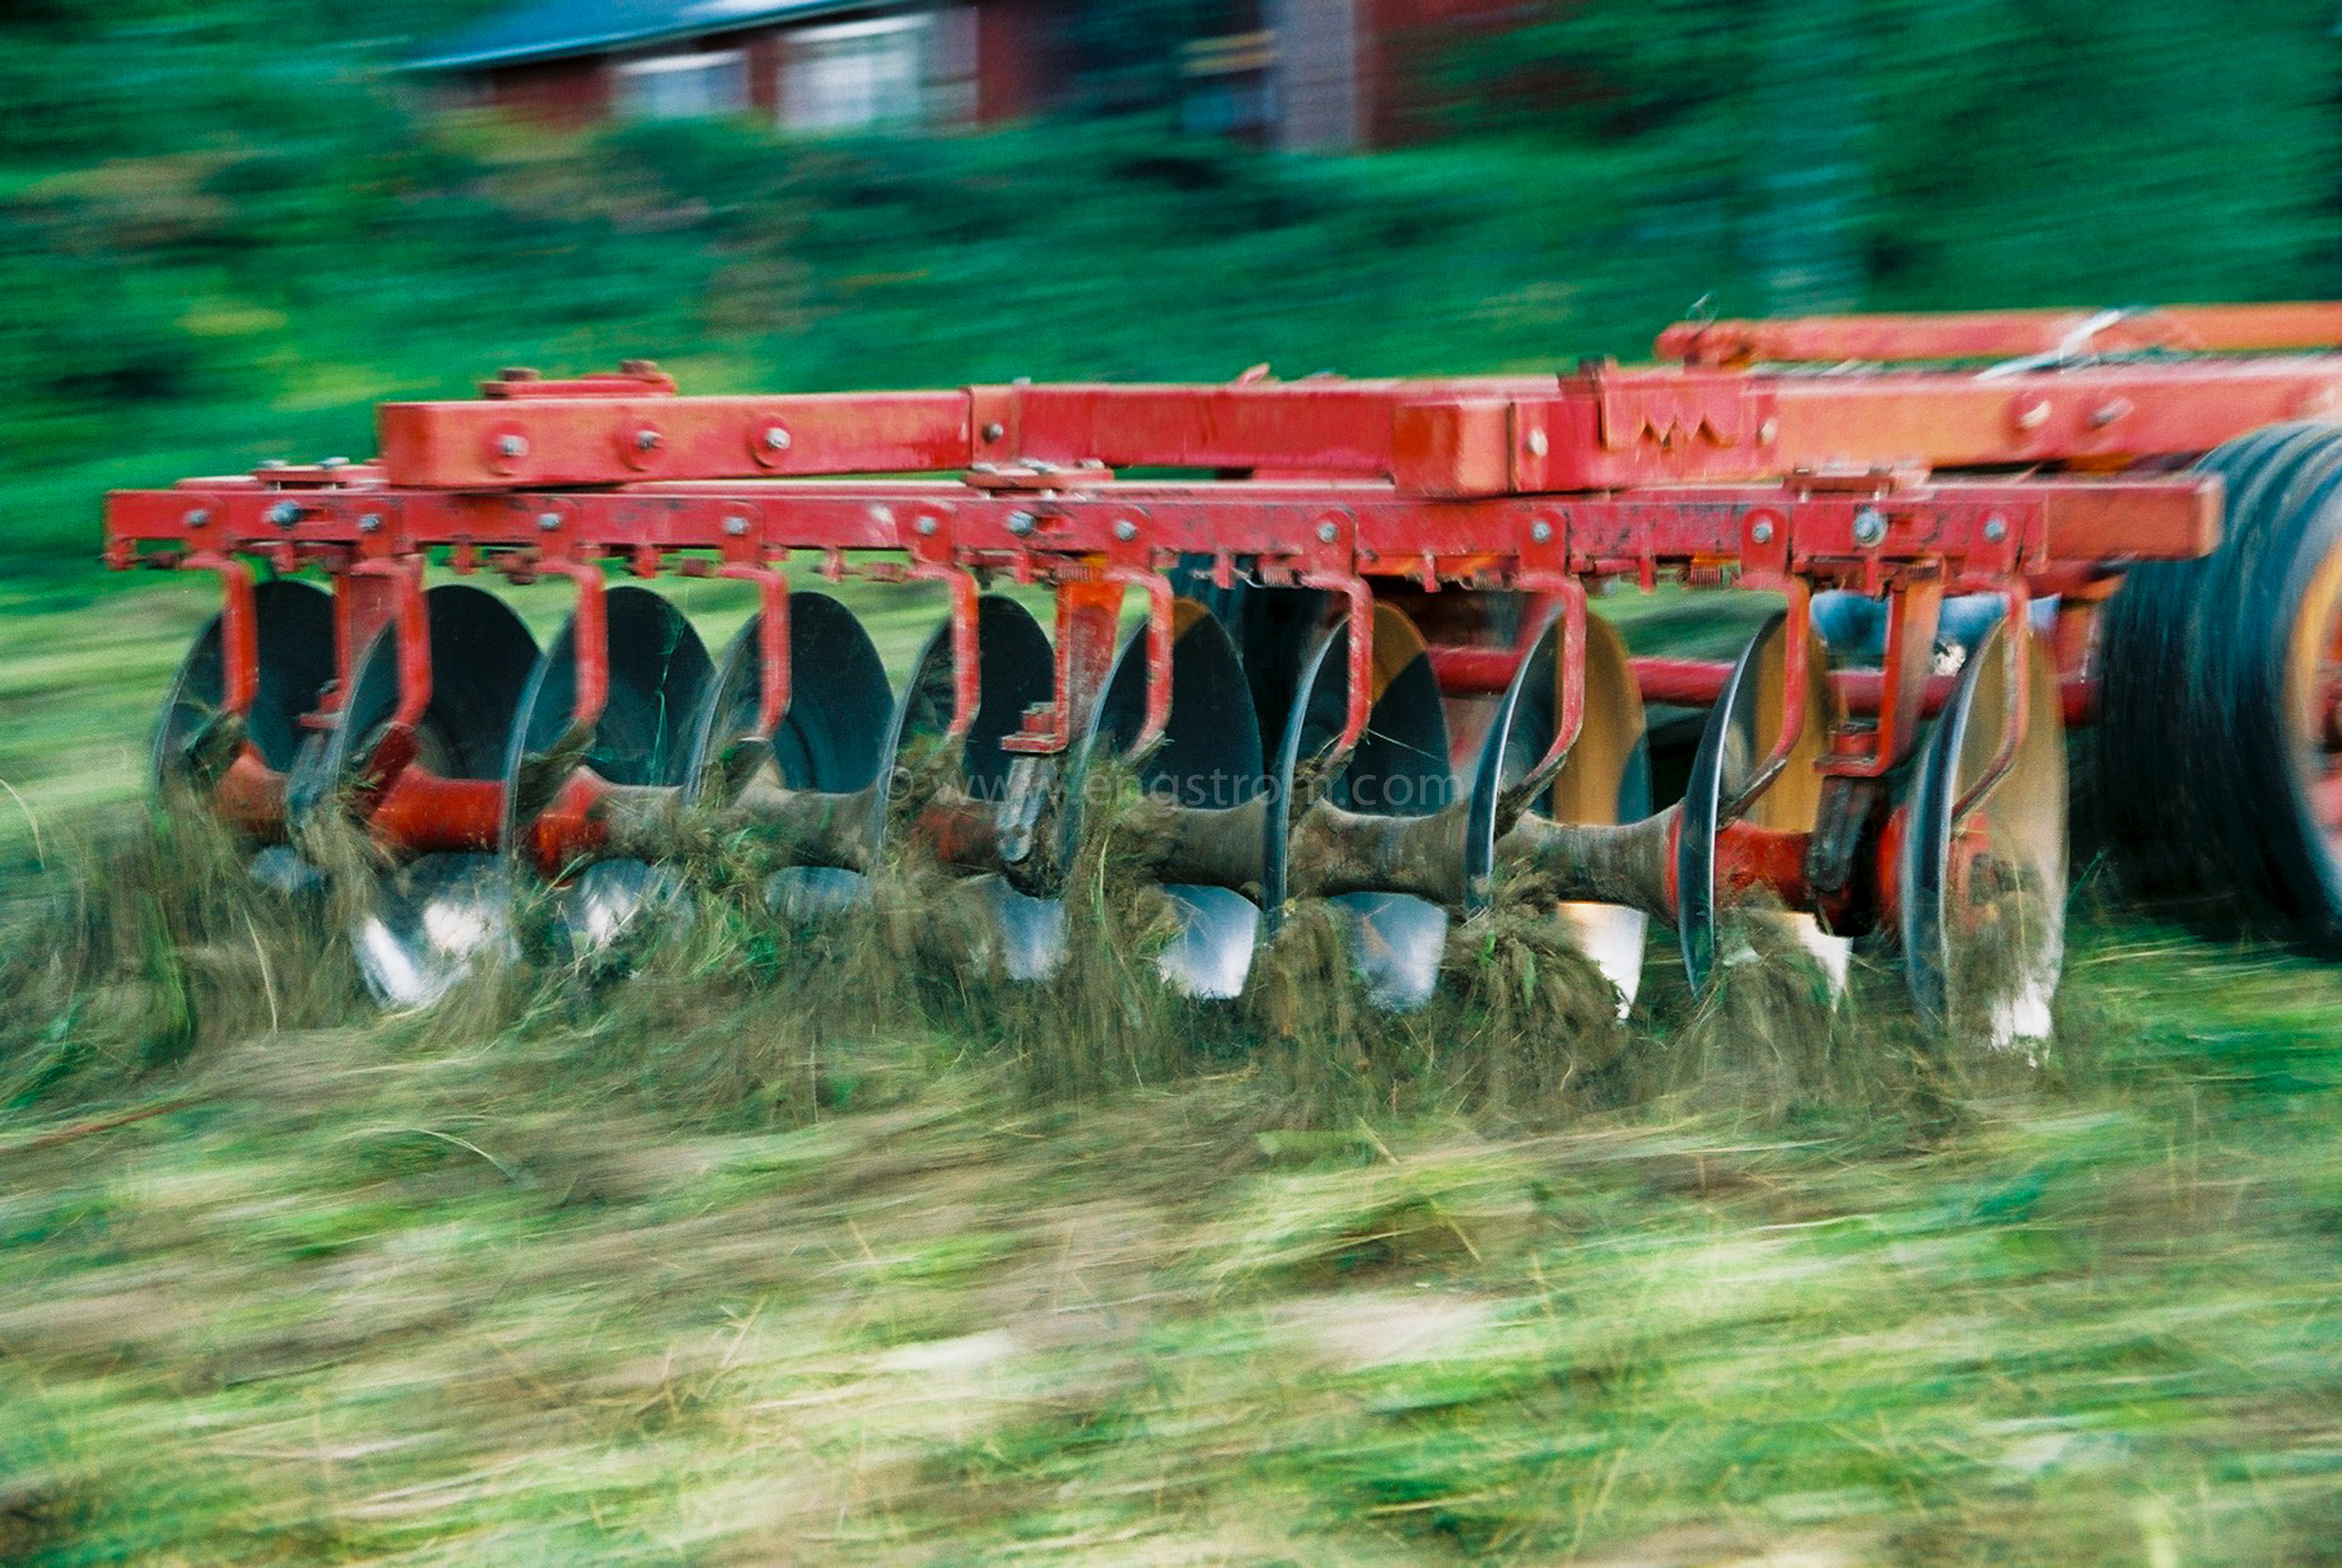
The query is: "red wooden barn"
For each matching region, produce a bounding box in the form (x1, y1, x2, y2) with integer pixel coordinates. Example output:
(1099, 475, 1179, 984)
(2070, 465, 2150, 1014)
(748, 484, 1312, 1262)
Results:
(406, 0, 1518, 150)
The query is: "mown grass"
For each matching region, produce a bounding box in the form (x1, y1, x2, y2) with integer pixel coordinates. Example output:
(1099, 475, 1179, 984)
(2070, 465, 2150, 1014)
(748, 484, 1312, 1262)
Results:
(4, 572, 2342, 1563)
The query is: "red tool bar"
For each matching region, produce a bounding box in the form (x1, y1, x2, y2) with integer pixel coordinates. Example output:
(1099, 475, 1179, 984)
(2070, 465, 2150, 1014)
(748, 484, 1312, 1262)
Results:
(102, 475, 2218, 575)
(102, 476, 2216, 578)
(369, 359, 2342, 496)
(1659, 303, 2342, 365)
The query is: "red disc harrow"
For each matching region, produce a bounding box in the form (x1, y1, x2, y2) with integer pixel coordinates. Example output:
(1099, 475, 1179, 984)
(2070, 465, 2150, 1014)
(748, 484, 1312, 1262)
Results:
(108, 303, 2342, 1044)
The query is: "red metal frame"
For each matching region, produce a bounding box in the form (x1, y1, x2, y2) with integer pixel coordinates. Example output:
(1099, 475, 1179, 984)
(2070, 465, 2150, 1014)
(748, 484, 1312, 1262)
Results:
(119, 307, 2337, 912)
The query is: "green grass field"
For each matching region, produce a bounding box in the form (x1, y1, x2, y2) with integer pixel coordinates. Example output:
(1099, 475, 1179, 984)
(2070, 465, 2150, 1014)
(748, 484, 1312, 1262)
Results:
(3, 574, 2341, 1566)
(10, 9, 2342, 1549)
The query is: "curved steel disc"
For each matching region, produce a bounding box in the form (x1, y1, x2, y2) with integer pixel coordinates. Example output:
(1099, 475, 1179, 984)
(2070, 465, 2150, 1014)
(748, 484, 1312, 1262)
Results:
(502, 584, 713, 963)
(152, 577, 336, 794)
(1903, 615, 2067, 1047)
(881, 596, 1056, 978)
(1464, 608, 1652, 1013)
(1070, 600, 1266, 998)
(1676, 611, 1848, 996)
(1267, 603, 1453, 1011)
(686, 591, 895, 919)
(153, 578, 336, 895)
(288, 584, 539, 1008)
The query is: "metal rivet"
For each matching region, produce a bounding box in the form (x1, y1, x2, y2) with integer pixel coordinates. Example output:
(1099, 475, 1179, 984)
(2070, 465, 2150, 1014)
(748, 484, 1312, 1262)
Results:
(1757, 418, 1779, 445)
(497, 435, 528, 459)
(982, 422, 1006, 443)
(722, 515, 749, 538)
(264, 501, 302, 528)
(1750, 519, 1774, 545)
(1983, 513, 2008, 542)
(1113, 519, 1139, 542)
(1530, 520, 1553, 544)
(2016, 400, 2052, 432)
(537, 511, 562, 532)
(1853, 507, 1888, 547)
(1525, 428, 1549, 458)
(2089, 399, 2132, 429)
(185, 508, 211, 529)
(1007, 510, 1038, 537)
(763, 425, 791, 451)
(915, 515, 939, 537)
(1315, 520, 1341, 544)
(634, 429, 662, 451)
(358, 512, 384, 534)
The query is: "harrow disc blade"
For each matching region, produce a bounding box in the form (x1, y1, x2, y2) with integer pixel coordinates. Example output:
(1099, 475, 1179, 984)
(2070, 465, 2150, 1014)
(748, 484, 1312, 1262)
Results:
(686, 591, 894, 917)
(289, 584, 538, 1009)
(153, 577, 336, 796)
(1075, 600, 1265, 998)
(503, 585, 713, 962)
(1677, 612, 1848, 996)
(882, 595, 1056, 976)
(1270, 603, 1452, 1010)
(1902, 615, 2068, 1048)
(153, 578, 336, 893)
(1465, 608, 1652, 1013)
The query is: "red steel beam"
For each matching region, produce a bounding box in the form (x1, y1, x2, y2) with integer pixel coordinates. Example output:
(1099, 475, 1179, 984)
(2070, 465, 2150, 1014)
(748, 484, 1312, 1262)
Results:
(368, 360, 2342, 496)
(1658, 303, 2342, 366)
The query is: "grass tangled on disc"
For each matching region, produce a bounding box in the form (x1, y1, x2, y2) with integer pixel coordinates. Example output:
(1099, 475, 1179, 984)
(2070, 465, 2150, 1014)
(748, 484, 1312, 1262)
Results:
(0, 801, 2058, 1137)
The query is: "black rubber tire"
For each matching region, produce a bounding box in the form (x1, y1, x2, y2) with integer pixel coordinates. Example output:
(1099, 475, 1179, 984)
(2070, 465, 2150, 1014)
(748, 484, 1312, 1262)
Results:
(2096, 422, 2342, 948)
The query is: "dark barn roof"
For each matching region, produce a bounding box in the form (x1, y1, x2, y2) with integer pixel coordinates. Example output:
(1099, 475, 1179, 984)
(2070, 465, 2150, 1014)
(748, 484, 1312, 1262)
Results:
(409, 0, 863, 70)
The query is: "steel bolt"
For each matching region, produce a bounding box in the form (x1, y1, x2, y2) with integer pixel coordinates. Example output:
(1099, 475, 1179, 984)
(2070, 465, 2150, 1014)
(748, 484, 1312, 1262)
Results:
(1113, 519, 1139, 542)
(1853, 507, 1888, 547)
(1316, 520, 1341, 544)
(1007, 510, 1038, 537)
(184, 508, 211, 529)
(1525, 428, 1549, 458)
(2016, 400, 2052, 433)
(1983, 513, 2008, 543)
(722, 515, 749, 538)
(497, 435, 528, 460)
(1757, 418, 1780, 446)
(763, 425, 791, 451)
(1750, 519, 1774, 545)
(982, 422, 1006, 443)
(264, 501, 303, 528)
(1530, 520, 1554, 544)
(358, 512, 384, 534)
(915, 516, 939, 537)
(537, 511, 563, 532)
(634, 429, 662, 452)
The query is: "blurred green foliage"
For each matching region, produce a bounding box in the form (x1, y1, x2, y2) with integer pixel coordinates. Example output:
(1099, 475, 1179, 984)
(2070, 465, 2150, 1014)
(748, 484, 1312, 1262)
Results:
(1, 0, 2338, 567)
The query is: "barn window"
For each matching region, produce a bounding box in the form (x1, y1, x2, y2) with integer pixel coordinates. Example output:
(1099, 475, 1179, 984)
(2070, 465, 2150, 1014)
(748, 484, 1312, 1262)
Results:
(615, 48, 750, 119)
(781, 14, 969, 132)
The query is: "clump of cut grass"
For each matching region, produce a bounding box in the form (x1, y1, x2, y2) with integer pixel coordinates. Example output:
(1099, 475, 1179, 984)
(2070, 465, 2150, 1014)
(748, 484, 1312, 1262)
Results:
(1619, 908, 1889, 1124)
(1429, 895, 1626, 1122)
(0, 816, 361, 1102)
(1000, 756, 1215, 1102)
(1242, 897, 1391, 1120)
(1241, 892, 1625, 1129)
